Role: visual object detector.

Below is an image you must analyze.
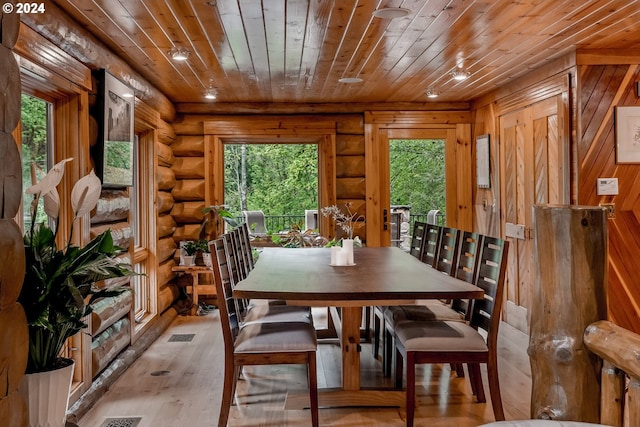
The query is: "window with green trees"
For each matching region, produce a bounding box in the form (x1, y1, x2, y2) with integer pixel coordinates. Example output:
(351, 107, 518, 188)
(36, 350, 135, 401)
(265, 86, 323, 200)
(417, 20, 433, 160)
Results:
(21, 93, 52, 229)
(224, 143, 318, 216)
(390, 139, 446, 215)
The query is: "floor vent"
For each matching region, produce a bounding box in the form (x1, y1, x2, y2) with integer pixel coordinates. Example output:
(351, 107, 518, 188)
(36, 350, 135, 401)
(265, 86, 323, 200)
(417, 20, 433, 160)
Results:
(99, 417, 142, 427)
(168, 333, 195, 342)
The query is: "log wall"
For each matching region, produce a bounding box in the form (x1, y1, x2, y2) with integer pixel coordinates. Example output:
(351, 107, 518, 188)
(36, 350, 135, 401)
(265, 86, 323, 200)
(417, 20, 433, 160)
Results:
(172, 114, 366, 245)
(0, 7, 29, 427)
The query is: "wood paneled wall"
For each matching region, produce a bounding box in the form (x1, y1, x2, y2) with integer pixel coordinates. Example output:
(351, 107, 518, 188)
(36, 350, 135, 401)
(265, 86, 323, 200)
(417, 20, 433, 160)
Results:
(577, 58, 640, 334)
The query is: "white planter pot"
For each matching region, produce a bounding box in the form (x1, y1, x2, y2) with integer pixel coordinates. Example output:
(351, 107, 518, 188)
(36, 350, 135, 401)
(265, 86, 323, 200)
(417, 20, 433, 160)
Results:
(202, 252, 212, 268)
(183, 255, 195, 266)
(19, 358, 74, 427)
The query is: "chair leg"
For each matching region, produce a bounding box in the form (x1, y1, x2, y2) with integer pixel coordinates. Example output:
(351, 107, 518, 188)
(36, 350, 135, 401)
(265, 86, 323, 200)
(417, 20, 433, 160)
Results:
(308, 352, 319, 427)
(373, 309, 381, 359)
(487, 357, 505, 421)
(383, 326, 393, 377)
(405, 352, 416, 427)
(452, 362, 465, 378)
(218, 361, 237, 427)
(468, 363, 485, 403)
(394, 346, 403, 389)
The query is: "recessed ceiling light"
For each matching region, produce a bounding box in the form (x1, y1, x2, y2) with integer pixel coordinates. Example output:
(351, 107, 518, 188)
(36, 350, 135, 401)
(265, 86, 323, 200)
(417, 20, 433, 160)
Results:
(338, 77, 363, 84)
(425, 89, 440, 98)
(372, 7, 411, 19)
(451, 70, 471, 81)
(169, 48, 190, 61)
(204, 88, 217, 100)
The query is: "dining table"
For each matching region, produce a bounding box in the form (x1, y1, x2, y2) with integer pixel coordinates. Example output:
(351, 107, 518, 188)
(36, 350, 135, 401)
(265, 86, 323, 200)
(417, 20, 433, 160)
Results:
(233, 246, 484, 408)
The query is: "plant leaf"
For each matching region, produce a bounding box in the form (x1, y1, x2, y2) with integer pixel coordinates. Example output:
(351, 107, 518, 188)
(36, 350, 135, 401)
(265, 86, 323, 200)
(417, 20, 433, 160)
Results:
(25, 158, 73, 195)
(42, 188, 61, 221)
(71, 170, 101, 216)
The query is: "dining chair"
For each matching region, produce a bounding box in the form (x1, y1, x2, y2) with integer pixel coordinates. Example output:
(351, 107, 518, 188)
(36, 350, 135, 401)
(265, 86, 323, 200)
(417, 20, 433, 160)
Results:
(420, 223, 442, 267)
(372, 221, 428, 358)
(209, 238, 319, 427)
(219, 233, 311, 325)
(237, 223, 255, 272)
(393, 235, 509, 426)
(409, 221, 428, 259)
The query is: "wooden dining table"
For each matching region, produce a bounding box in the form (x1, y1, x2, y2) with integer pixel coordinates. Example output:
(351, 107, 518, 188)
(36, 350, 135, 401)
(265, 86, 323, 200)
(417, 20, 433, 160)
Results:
(233, 246, 484, 408)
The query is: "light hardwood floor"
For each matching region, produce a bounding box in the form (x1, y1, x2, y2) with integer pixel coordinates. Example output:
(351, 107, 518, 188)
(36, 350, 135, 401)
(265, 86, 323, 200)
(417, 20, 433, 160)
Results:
(78, 308, 531, 427)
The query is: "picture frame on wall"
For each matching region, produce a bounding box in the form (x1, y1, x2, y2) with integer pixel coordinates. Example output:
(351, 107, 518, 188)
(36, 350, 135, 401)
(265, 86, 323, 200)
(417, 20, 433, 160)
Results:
(476, 134, 491, 188)
(615, 106, 640, 164)
(95, 69, 135, 187)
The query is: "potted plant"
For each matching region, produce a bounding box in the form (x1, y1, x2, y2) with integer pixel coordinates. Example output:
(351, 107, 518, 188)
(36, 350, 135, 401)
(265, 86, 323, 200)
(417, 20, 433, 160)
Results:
(17, 158, 136, 427)
(196, 239, 212, 267)
(181, 240, 199, 266)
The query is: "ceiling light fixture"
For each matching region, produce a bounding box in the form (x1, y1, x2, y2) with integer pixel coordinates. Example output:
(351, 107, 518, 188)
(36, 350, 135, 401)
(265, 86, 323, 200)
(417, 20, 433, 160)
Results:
(450, 70, 471, 81)
(425, 89, 440, 98)
(338, 77, 363, 84)
(372, 7, 411, 19)
(204, 88, 217, 100)
(169, 48, 190, 61)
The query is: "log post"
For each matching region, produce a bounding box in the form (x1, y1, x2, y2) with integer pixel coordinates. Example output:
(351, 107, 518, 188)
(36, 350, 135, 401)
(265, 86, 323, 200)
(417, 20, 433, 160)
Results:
(528, 205, 607, 422)
(628, 378, 640, 427)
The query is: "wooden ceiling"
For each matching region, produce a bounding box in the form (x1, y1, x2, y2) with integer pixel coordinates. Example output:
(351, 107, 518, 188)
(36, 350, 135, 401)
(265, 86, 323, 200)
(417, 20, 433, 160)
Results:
(49, 0, 640, 106)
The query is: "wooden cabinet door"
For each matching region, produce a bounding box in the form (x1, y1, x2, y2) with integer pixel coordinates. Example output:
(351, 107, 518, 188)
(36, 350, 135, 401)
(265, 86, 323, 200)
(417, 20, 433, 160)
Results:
(499, 96, 569, 332)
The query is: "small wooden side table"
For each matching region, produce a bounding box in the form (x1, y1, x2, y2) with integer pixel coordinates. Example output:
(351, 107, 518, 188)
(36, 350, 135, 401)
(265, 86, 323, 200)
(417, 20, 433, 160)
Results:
(172, 265, 216, 315)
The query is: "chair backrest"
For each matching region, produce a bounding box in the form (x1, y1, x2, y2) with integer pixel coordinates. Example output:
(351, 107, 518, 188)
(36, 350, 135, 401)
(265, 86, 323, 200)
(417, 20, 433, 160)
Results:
(450, 231, 483, 317)
(238, 222, 254, 271)
(221, 233, 249, 320)
(435, 227, 460, 276)
(455, 231, 482, 284)
(229, 228, 248, 280)
(470, 236, 509, 347)
(305, 209, 318, 231)
(409, 221, 427, 258)
(427, 209, 440, 225)
(242, 210, 268, 235)
(420, 224, 442, 267)
(209, 238, 241, 349)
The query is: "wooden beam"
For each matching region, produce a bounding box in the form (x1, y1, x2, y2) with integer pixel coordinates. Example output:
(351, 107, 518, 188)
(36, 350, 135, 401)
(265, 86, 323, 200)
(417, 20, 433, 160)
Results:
(176, 102, 471, 115)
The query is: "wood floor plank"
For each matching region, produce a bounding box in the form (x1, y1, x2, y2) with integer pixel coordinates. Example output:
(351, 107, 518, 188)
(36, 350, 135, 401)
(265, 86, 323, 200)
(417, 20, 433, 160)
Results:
(78, 310, 531, 427)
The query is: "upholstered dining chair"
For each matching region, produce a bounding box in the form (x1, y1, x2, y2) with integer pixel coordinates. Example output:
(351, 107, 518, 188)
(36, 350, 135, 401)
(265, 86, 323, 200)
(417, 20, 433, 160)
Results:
(393, 235, 509, 426)
(420, 223, 442, 267)
(372, 221, 429, 359)
(209, 238, 319, 427)
(219, 233, 311, 325)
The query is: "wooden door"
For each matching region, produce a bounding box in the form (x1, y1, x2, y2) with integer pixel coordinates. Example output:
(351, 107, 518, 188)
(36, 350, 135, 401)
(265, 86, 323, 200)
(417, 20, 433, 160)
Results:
(499, 96, 569, 332)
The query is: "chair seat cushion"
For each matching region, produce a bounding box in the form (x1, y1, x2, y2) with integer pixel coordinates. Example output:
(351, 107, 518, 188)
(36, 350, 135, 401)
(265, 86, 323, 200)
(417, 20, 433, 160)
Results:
(235, 321, 317, 353)
(384, 301, 465, 327)
(243, 304, 312, 324)
(395, 320, 487, 352)
(477, 422, 611, 427)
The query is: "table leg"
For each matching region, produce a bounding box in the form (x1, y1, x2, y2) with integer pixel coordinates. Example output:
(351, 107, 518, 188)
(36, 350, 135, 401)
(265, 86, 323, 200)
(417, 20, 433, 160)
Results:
(341, 306, 362, 391)
(191, 272, 199, 315)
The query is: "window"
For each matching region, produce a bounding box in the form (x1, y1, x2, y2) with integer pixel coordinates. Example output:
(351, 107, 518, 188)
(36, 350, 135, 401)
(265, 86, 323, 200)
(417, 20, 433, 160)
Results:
(20, 93, 53, 230)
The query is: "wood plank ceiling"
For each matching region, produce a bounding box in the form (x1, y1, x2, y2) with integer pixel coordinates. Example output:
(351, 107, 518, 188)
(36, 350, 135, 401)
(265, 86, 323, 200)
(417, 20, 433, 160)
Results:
(50, 0, 640, 105)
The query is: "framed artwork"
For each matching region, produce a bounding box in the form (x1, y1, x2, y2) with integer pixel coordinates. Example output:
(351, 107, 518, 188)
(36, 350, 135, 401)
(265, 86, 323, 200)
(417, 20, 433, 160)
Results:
(95, 70, 135, 186)
(615, 106, 640, 164)
(476, 134, 491, 188)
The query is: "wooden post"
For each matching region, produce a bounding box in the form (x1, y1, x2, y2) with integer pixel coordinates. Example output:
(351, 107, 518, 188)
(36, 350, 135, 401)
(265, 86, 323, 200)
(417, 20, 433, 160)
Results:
(528, 205, 607, 422)
(600, 361, 624, 426)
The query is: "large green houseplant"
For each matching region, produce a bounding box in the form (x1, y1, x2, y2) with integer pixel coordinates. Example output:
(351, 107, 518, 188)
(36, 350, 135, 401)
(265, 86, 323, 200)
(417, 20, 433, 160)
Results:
(18, 158, 135, 374)
(18, 158, 136, 426)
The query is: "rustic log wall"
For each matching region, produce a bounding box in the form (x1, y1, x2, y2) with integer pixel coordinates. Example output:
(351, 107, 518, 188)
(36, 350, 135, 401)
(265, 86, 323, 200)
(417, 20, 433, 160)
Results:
(172, 114, 367, 245)
(576, 56, 640, 334)
(0, 7, 28, 427)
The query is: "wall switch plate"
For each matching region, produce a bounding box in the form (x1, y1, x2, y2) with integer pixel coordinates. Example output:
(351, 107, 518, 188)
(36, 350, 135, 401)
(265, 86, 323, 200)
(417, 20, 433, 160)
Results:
(596, 178, 619, 195)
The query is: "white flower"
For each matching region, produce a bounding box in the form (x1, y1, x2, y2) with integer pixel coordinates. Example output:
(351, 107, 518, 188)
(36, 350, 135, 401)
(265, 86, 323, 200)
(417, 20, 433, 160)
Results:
(320, 203, 363, 239)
